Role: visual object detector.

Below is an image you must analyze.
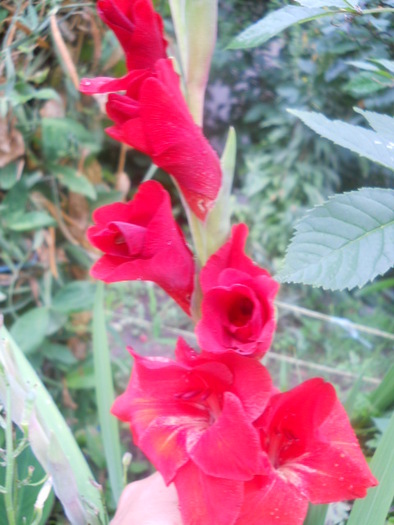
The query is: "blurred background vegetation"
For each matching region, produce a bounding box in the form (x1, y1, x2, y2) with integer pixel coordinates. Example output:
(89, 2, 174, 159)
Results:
(0, 0, 393, 522)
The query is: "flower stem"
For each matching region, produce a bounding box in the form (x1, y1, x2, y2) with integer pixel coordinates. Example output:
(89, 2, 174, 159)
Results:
(5, 378, 17, 525)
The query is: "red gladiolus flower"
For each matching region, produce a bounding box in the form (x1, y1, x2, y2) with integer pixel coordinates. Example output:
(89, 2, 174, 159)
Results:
(196, 223, 279, 357)
(235, 378, 378, 525)
(112, 339, 274, 525)
(103, 59, 222, 220)
(98, 0, 167, 71)
(87, 180, 194, 314)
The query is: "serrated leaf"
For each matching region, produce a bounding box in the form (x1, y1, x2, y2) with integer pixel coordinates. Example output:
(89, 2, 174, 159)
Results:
(354, 108, 394, 137)
(347, 412, 394, 525)
(288, 109, 394, 171)
(52, 165, 97, 200)
(277, 188, 394, 290)
(228, 6, 327, 49)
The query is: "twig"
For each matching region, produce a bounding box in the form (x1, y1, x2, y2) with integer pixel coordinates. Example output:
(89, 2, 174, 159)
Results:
(108, 313, 382, 385)
(276, 300, 394, 342)
(50, 12, 79, 90)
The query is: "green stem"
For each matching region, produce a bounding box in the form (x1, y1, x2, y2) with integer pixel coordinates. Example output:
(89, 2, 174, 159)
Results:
(360, 8, 394, 15)
(5, 380, 17, 525)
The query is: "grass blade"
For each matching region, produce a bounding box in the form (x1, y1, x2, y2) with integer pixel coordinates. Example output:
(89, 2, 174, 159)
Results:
(347, 412, 394, 525)
(92, 282, 123, 504)
(303, 503, 328, 525)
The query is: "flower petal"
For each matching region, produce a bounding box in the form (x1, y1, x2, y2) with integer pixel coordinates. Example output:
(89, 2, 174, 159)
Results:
(175, 461, 243, 525)
(189, 392, 262, 480)
(236, 473, 308, 525)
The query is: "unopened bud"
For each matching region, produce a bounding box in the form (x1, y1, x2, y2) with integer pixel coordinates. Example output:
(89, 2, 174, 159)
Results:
(34, 477, 52, 510)
(122, 452, 132, 468)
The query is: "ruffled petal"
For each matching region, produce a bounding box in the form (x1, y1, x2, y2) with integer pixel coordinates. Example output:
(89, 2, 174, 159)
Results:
(236, 473, 308, 525)
(189, 392, 262, 480)
(175, 462, 243, 525)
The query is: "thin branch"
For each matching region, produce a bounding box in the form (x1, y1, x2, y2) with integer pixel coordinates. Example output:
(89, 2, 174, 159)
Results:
(276, 301, 394, 342)
(108, 312, 381, 385)
(50, 12, 80, 90)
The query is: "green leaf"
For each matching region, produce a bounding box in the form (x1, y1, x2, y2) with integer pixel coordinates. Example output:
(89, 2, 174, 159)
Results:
(354, 108, 394, 137)
(42, 118, 101, 161)
(92, 283, 123, 503)
(10, 307, 50, 354)
(0, 162, 19, 190)
(296, 0, 353, 6)
(41, 341, 79, 366)
(228, 6, 329, 49)
(347, 60, 381, 72)
(52, 165, 97, 200)
(277, 188, 394, 290)
(0, 435, 55, 525)
(303, 503, 329, 525)
(66, 361, 96, 390)
(369, 58, 394, 74)
(343, 72, 392, 97)
(34, 88, 60, 100)
(205, 127, 237, 258)
(369, 364, 394, 414)
(288, 109, 394, 171)
(347, 412, 394, 525)
(0, 327, 108, 524)
(52, 281, 96, 313)
(7, 211, 56, 231)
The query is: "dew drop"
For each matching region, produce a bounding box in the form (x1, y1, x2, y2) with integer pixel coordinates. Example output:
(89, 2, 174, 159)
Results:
(374, 140, 382, 144)
(84, 80, 91, 86)
(339, 477, 344, 481)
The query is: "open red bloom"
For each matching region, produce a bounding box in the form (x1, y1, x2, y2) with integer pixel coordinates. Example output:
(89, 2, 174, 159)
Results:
(87, 180, 194, 314)
(196, 223, 279, 357)
(98, 0, 167, 71)
(235, 378, 378, 525)
(112, 339, 273, 525)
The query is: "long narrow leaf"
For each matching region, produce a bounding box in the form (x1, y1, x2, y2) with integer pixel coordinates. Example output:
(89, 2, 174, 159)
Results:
(0, 325, 107, 525)
(369, 364, 394, 414)
(303, 503, 329, 525)
(92, 282, 123, 504)
(347, 412, 394, 525)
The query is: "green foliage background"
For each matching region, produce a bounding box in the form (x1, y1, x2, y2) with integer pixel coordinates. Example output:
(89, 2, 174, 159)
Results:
(0, 0, 393, 523)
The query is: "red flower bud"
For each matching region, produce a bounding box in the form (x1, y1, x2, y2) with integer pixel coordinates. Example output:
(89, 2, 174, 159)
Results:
(97, 0, 167, 71)
(87, 180, 194, 314)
